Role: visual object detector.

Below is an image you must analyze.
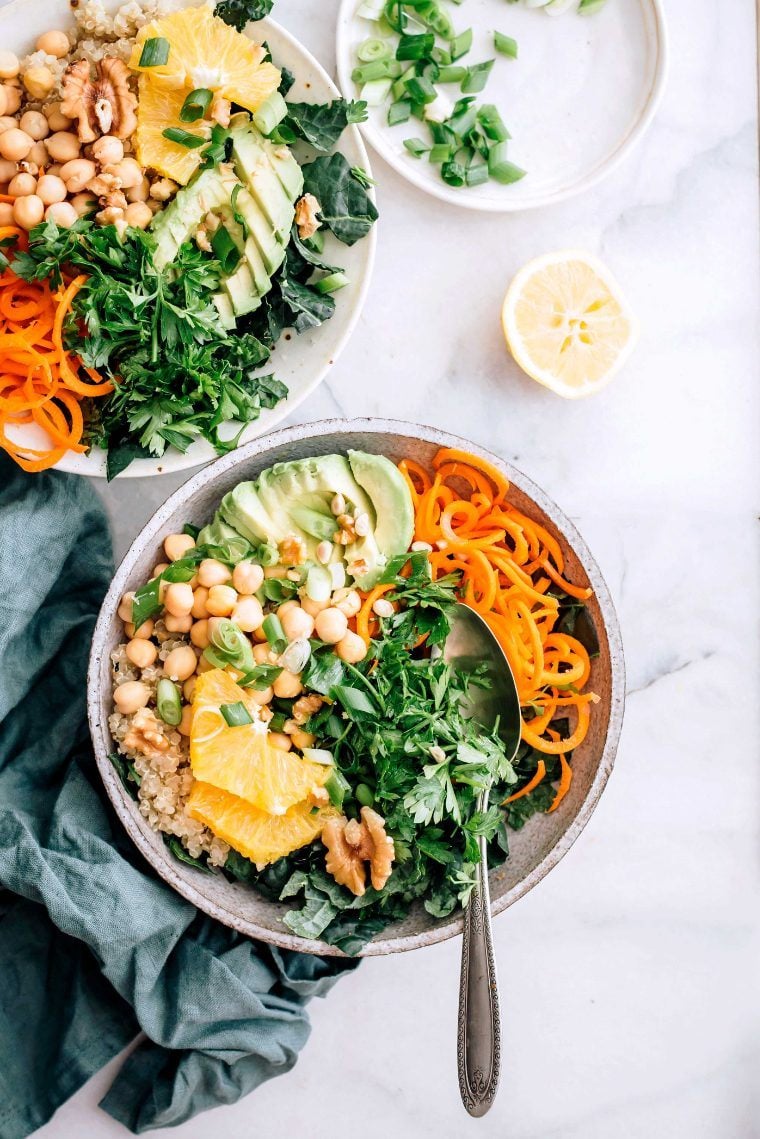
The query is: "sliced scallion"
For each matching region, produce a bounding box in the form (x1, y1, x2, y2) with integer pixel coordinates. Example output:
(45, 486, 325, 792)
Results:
(487, 142, 526, 184)
(138, 36, 169, 67)
(179, 87, 213, 122)
(438, 64, 467, 83)
(313, 271, 349, 294)
(352, 58, 395, 83)
(478, 104, 510, 142)
(162, 126, 205, 149)
(465, 161, 489, 187)
(388, 98, 411, 125)
(220, 701, 254, 727)
(441, 159, 467, 186)
(360, 77, 393, 106)
(357, 36, 391, 62)
(211, 226, 240, 274)
(404, 75, 437, 104)
(429, 142, 452, 163)
(396, 32, 435, 60)
(449, 28, 473, 61)
(494, 32, 518, 59)
(403, 137, 430, 157)
(156, 678, 182, 726)
(262, 613, 286, 651)
(462, 60, 495, 94)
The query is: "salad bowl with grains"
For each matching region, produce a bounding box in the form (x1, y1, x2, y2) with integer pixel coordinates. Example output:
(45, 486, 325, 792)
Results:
(0, 0, 376, 477)
(89, 420, 625, 956)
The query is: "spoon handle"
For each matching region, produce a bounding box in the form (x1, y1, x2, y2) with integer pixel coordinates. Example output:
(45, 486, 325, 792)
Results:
(457, 796, 501, 1117)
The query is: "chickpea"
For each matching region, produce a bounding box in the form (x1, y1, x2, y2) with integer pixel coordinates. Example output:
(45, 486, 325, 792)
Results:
(2, 86, 21, 114)
(46, 163, 61, 176)
(70, 191, 97, 217)
(333, 588, 362, 618)
(19, 110, 49, 141)
(45, 131, 80, 163)
(132, 618, 154, 640)
(0, 121, 17, 139)
(36, 30, 70, 58)
(279, 604, 314, 642)
(7, 171, 36, 197)
(124, 201, 152, 229)
(190, 619, 210, 649)
(163, 533, 195, 563)
(336, 631, 368, 664)
(0, 128, 33, 162)
(59, 158, 96, 193)
(152, 563, 169, 581)
(0, 202, 14, 225)
(253, 643, 276, 665)
(315, 607, 348, 645)
(44, 103, 72, 132)
(206, 584, 238, 617)
(0, 157, 15, 181)
(177, 705, 193, 737)
(23, 67, 56, 101)
(268, 732, 292, 753)
(291, 727, 316, 751)
(196, 654, 214, 674)
(183, 676, 196, 702)
(300, 595, 329, 618)
(231, 596, 264, 633)
(149, 176, 177, 201)
(0, 52, 20, 81)
(163, 645, 197, 683)
(126, 176, 150, 204)
(249, 685, 273, 706)
(191, 587, 210, 619)
(91, 134, 123, 165)
(0, 88, 8, 117)
(106, 157, 141, 190)
(113, 680, 150, 714)
(45, 201, 77, 227)
(273, 670, 303, 699)
(164, 613, 193, 634)
(263, 565, 288, 579)
(117, 592, 135, 622)
(36, 174, 66, 205)
(27, 141, 48, 166)
(125, 638, 158, 669)
(164, 582, 194, 617)
(197, 558, 231, 588)
(231, 560, 263, 595)
(13, 194, 44, 229)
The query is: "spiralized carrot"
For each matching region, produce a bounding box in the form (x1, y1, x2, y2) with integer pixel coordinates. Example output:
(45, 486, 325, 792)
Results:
(356, 582, 397, 647)
(0, 241, 114, 472)
(502, 759, 546, 805)
(396, 448, 598, 780)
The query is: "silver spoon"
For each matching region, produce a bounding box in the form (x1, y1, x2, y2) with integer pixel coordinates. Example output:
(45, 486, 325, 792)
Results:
(444, 605, 522, 1118)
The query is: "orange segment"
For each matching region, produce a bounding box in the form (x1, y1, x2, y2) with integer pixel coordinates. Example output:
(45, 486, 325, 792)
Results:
(134, 78, 210, 183)
(130, 4, 281, 110)
(187, 781, 338, 864)
(190, 669, 330, 815)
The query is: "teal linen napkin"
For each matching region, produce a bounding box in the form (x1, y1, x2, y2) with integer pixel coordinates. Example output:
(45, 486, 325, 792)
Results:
(0, 456, 356, 1137)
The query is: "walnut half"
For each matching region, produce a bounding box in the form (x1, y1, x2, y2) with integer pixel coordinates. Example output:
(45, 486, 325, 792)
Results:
(61, 57, 137, 143)
(322, 806, 395, 897)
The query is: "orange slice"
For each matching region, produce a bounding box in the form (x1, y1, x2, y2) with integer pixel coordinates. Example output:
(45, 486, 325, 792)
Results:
(133, 78, 210, 184)
(187, 781, 337, 864)
(190, 669, 329, 815)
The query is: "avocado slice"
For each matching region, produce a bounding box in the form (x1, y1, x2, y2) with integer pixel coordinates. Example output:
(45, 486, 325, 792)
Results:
(266, 140, 304, 202)
(219, 482, 291, 547)
(348, 450, 415, 566)
(223, 262, 262, 317)
(230, 127, 296, 236)
(213, 291, 236, 329)
(151, 166, 237, 271)
(230, 186, 285, 276)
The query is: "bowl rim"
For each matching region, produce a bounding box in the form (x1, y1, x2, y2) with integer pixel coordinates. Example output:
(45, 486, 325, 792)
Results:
(335, 0, 669, 213)
(88, 417, 625, 955)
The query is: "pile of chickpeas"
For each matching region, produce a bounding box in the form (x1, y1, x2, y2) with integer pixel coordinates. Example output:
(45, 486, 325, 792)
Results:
(0, 31, 173, 232)
(112, 532, 370, 753)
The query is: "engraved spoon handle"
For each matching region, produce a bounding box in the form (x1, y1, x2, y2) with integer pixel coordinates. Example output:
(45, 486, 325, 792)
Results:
(457, 789, 501, 1117)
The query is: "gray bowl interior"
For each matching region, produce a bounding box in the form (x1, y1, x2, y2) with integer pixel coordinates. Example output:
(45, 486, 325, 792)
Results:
(88, 419, 625, 956)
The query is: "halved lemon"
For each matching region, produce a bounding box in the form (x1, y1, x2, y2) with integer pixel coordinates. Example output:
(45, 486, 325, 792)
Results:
(187, 781, 337, 865)
(190, 669, 329, 815)
(501, 251, 638, 398)
(130, 3, 280, 110)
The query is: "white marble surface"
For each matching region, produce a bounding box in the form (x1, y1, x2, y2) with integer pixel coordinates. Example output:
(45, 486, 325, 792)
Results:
(30, 0, 760, 1135)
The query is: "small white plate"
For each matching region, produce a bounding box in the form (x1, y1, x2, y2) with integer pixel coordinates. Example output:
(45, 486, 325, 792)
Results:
(336, 0, 667, 212)
(0, 0, 376, 477)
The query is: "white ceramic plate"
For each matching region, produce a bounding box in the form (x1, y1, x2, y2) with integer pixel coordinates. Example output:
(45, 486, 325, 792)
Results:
(1, 0, 376, 476)
(336, 0, 667, 211)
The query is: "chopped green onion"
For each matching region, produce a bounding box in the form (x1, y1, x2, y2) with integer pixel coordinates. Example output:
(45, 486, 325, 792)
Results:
(220, 701, 254, 727)
(431, 46, 452, 66)
(230, 183, 248, 240)
(156, 679, 182, 726)
(494, 32, 518, 59)
(418, 4, 454, 39)
(352, 58, 395, 83)
(449, 28, 473, 61)
(441, 159, 467, 186)
(487, 142, 526, 184)
(359, 77, 393, 106)
(162, 126, 205, 149)
(578, 0, 609, 12)
(211, 226, 240, 274)
(138, 36, 169, 67)
(478, 104, 510, 142)
(449, 100, 478, 136)
(303, 228, 325, 254)
(462, 60, 495, 94)
(429, 142, 452, 163)
(438, 64, 467, 83)
(237, 663, 283, 690)
(204, 618, 256, 673)
(388, 98, 411, 125)
(268, 711, 288, 733)
(357, 36, 391, 62)
(357, 0, 385, 18)
(313, 271, 349, 294)
(396, 32, 434, 60)
(465, 161, 489, 187)
(355, 782, 375, 807)
(403, 136, 430, 157)
(404, 75, 437, 104)
(325, 769, 351, 809)
(262, 613, 286, 651)
(179, 87, 213, 122)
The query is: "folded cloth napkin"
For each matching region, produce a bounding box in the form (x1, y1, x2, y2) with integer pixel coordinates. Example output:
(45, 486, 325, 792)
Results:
(0, 456, 357, 1138)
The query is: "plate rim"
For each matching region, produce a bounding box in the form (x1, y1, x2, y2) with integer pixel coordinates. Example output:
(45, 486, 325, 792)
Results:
(335, 0, 669, 213)
(0, 0, 377, 477)
(88, 416, 626, 957)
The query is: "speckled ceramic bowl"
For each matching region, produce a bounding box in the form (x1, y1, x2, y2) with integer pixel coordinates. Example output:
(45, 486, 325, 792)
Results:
(88, 419, 625, 955)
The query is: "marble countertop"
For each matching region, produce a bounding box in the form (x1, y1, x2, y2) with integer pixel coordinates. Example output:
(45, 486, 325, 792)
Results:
(30, 0, 760, 1136)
